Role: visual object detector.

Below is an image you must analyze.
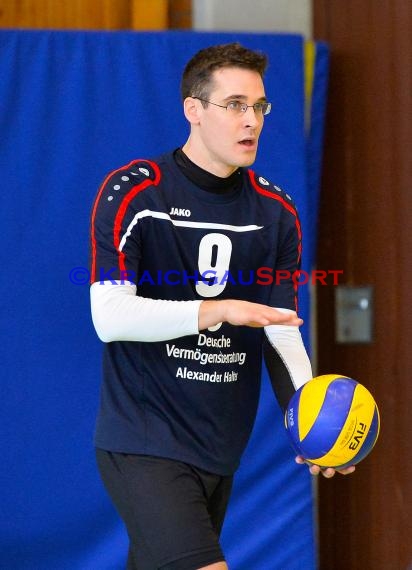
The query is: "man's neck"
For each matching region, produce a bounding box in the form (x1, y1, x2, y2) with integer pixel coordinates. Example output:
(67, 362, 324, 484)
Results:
(173, 148, 241, 195)
(182, 139, 238, 178)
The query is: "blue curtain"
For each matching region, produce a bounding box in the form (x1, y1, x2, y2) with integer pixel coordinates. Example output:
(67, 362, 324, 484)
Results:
(0, 30, 328, 570)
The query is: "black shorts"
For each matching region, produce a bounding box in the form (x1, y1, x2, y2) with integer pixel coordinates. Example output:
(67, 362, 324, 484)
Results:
(95, 449, 233, 570)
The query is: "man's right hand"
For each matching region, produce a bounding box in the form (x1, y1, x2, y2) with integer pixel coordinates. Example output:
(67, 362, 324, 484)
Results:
(198, 299, 303, 331)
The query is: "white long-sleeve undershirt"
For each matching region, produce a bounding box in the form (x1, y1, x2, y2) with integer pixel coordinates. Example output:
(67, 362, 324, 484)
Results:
(90, 281, 202, 342)
(90, 281, 312, 393)
(264, 320, 313, 392)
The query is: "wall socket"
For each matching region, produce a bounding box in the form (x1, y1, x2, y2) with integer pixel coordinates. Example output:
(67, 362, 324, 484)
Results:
(335, 286, 374, 344)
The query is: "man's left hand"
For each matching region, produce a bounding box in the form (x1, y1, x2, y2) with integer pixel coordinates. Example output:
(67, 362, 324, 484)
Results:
(295, 455, 356, 478)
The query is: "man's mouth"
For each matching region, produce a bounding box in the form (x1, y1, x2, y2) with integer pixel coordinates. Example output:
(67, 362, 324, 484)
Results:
(239, 138, 256, 147)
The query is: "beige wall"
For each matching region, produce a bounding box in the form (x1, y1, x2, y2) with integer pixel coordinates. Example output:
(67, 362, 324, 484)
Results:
(193, 0, 312, 38)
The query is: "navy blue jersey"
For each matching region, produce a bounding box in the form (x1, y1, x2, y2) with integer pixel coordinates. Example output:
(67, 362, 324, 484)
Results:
(90, 151, 302, 475)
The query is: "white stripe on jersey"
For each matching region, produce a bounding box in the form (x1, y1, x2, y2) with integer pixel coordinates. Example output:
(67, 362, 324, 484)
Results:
(119, 209, 263, 252)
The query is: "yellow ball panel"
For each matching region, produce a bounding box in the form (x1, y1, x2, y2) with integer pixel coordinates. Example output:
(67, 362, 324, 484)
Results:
(298, 374, 348, 441)
(310, 383, 377, 467)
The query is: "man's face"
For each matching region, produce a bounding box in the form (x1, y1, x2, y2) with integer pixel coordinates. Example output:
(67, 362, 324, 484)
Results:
(193, 67, 267, 176)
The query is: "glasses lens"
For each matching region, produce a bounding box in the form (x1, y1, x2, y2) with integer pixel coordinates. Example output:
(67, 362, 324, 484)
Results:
(262, 102, 271, 116)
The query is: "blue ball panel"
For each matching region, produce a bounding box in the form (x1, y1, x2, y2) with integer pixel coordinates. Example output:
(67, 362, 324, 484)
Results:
(300, 378, 357, 458)
(285, 390, 303, 454)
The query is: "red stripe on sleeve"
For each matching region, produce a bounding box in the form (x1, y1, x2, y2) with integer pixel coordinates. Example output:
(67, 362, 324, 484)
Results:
(248, 170, 302, 312)
(90, 160, 161, 283)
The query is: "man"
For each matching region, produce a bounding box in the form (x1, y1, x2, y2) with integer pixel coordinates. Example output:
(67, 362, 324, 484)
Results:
(90, 42, 354, 570)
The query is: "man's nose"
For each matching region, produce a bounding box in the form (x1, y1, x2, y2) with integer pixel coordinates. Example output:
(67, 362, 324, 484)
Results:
(243, 106, 260, 127)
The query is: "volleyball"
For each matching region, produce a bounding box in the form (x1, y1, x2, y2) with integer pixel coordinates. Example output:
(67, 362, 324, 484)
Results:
(285, 374, 380, 468)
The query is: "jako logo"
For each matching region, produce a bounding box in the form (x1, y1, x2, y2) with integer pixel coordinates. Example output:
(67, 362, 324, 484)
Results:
(169, 207, 191, 217)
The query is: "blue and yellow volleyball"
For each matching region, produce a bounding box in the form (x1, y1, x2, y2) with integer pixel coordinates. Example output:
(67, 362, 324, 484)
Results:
(285, 374, 380, 468)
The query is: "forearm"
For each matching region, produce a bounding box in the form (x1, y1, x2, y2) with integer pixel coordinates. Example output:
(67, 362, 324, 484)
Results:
(264, 320, 313, 411)
(90, 281, 202, 342)
(90, 282, 303, 343)
(198, 300, 226, 330)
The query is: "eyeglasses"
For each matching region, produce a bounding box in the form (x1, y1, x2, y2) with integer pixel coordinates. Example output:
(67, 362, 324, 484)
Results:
(193, 98, 272, 116)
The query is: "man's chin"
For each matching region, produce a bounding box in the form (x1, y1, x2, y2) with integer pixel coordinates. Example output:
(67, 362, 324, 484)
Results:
(238, 154, 257, 167)
(236, 146, 258, 166)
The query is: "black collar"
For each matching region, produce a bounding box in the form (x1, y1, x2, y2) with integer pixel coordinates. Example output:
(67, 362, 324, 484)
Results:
(173, 148, 242, 194)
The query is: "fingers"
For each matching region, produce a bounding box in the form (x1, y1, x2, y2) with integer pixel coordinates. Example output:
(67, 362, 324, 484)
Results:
(336, 465, 356, 475)
(224, 301, 303, 327)
(295, 456, 306, 465)
(295, 456, 356, 478)
(318, 467, 335, 478)
(198, 300, 303, 331)
(268, 308, 303, 326)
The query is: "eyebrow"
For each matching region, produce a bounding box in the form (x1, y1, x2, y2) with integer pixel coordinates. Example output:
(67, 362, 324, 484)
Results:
(222, 94, 268, 103)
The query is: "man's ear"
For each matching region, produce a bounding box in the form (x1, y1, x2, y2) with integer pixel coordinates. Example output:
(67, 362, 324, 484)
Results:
(183, 97, 201, 125)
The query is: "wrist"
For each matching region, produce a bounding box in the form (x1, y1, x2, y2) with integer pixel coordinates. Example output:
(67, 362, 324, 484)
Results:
(198, 300, 227, 330)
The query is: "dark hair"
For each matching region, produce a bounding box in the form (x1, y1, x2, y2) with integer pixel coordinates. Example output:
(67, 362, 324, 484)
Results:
(181, 42, 268, 102)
